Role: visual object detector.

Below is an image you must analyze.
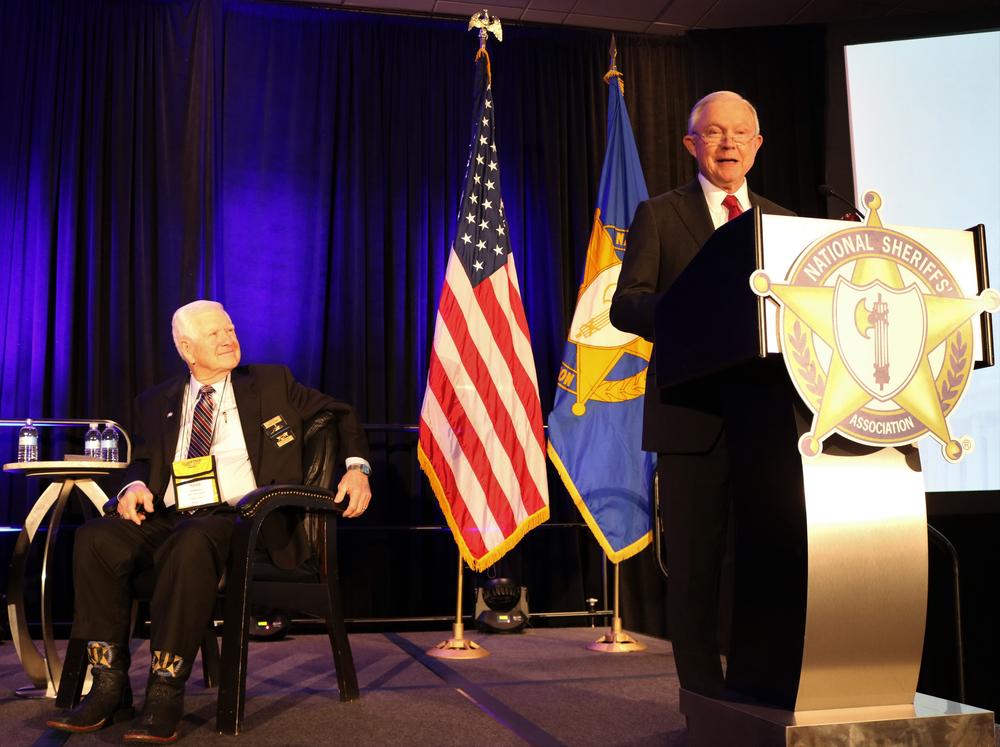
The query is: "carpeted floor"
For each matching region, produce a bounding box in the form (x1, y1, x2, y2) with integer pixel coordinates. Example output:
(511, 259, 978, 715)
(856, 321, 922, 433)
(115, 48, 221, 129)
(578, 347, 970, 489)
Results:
(0, 627, 687, 746)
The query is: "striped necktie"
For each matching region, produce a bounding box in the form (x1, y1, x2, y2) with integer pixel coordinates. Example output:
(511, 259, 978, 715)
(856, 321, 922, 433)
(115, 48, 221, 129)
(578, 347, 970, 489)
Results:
(187, 385, 216, 458)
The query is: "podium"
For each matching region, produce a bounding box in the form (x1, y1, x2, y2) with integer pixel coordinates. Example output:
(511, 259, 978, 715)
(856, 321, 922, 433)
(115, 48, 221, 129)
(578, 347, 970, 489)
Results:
(654, 203, 997, 745)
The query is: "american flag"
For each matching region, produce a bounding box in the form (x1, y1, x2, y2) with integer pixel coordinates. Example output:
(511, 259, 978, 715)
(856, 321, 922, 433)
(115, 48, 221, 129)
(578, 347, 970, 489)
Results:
(418, 50, 549, 572)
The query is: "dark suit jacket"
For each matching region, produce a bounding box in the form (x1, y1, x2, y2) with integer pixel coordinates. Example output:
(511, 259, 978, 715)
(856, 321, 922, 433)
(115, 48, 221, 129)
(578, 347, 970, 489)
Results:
(610, 179, 795, 454)
(123, 363, 369, 567)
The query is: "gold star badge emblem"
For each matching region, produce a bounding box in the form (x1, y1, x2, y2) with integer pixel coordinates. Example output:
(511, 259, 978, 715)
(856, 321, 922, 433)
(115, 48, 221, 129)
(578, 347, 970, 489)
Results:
(751, 192, 999, 462)
(557, 210, 652, 416)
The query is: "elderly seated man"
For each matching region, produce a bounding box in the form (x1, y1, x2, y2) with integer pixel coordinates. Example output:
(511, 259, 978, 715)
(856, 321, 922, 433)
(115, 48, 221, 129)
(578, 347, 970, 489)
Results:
(49, 299, 372, 744)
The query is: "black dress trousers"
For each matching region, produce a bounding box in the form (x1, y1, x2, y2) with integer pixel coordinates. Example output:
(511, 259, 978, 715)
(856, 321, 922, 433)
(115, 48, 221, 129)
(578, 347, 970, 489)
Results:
(71, 506, 236, 664)
(658, 428, 732, 697)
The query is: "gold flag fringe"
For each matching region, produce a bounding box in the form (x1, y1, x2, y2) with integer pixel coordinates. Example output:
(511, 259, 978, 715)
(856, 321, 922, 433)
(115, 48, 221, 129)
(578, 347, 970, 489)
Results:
(547, 442, 652, 564)
(418, 442, 550, 572)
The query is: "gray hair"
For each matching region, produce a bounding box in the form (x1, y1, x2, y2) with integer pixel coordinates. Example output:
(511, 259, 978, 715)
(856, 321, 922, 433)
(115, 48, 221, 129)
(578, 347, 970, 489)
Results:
(172, 300, 226, 357)
(687, 91, 760, 135)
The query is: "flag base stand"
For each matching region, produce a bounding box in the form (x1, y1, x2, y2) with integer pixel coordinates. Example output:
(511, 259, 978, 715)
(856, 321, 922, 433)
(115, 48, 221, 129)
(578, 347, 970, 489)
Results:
(427, 551, 490, 659)
(587, 561, 647, 652)
(588, 616, 647, 653)
(427, 622, 490, 660)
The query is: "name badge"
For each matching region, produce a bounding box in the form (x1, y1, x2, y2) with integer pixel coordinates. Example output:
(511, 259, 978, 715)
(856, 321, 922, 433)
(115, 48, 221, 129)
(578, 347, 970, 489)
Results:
(262, 415, 296, 448)
(171, 455, 222, 511)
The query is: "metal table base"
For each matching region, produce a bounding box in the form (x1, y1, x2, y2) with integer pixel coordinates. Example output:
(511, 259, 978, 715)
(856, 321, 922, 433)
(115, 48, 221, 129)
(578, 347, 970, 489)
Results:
(4, 462, 118, 698)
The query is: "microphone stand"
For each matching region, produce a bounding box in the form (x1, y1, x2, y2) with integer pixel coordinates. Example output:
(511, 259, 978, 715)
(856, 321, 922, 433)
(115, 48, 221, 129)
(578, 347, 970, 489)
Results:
(818, 184, 864, 221)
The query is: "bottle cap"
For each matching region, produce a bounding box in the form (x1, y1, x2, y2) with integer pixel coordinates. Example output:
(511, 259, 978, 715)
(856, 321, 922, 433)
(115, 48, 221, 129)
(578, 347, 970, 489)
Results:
(25, 418, 32, 425)
(89, 422, 98, 428)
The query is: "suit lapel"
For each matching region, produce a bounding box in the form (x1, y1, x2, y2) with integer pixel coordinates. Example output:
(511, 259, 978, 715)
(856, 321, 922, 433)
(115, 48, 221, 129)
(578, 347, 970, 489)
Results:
(231, 366, 262, 478)
(675, 179, 716, 249)
(159, 376, 186, 465)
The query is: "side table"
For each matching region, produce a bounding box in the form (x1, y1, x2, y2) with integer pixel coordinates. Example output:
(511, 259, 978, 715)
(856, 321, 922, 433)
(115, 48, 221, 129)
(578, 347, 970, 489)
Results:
(3, 461, 125, 697)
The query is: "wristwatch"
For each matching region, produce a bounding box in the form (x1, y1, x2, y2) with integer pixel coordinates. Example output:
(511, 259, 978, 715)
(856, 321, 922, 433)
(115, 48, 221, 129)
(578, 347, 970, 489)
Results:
(347, 462, 371, 476)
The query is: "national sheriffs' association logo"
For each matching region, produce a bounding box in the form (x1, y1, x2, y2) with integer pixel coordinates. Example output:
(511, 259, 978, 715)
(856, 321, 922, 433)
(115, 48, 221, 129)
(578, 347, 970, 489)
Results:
(750, 191, 1000, 462)
(556, 213, 652, 415)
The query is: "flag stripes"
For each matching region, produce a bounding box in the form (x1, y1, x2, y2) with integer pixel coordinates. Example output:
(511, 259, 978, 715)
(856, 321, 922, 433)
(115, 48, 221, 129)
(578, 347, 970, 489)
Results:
(418, 49, 548, 571)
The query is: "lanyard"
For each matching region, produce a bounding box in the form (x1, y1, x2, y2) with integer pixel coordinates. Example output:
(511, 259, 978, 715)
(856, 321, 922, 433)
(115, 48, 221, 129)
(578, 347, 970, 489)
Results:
(177, 374, 229, 459)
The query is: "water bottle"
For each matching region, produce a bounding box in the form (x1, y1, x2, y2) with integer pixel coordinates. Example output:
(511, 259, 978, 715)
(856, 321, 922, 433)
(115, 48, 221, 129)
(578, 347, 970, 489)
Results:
(100, 423, 120, 463)
(17, 419, 39, 463)
(84, 423, 102, 460)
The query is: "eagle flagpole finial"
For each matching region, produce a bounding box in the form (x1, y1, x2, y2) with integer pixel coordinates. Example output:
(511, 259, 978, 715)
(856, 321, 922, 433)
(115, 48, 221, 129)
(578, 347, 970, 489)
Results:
(468, 9, 503, 49)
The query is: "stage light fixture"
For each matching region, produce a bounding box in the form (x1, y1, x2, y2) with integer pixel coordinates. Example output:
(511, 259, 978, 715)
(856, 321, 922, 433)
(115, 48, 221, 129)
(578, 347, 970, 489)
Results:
(248, 608, 289, 641)
(474, 578, 529, 633)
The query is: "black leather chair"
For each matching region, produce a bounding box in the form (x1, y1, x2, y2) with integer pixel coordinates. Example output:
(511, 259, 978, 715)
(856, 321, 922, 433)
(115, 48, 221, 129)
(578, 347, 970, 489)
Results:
(217, 410, 359, 734)
(55, 410, 359, 736)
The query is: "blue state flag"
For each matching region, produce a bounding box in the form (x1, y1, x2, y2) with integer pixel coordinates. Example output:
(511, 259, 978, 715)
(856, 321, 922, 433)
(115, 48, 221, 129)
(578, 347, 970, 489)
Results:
(546, 62, 655, 563)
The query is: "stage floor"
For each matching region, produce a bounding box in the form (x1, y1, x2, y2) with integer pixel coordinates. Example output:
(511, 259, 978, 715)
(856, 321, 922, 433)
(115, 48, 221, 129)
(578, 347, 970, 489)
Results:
(0, 627, 685, 746)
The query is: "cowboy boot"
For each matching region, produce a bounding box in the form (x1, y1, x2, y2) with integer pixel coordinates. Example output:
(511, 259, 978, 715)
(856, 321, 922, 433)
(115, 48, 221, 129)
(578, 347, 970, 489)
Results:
(47, 641, 133, 732)
(122, 650, 192, 744)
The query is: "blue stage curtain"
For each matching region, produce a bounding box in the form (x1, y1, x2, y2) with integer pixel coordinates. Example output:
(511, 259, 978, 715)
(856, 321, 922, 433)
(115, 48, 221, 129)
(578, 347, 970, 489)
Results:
(0, 0, 825, 626)
(0, 1, 615, 489)
(0, 0, 630, 434)
(0, 2, 657, 619)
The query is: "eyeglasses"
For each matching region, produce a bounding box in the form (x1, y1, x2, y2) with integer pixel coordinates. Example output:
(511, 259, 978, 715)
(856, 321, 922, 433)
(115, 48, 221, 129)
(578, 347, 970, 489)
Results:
(693, 129, 758, 146)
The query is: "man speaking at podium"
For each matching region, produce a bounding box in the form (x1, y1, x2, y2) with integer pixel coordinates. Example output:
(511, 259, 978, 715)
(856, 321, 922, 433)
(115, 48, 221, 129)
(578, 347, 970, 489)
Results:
(49, 300, 371, 743)
(610, 91, 794, 698)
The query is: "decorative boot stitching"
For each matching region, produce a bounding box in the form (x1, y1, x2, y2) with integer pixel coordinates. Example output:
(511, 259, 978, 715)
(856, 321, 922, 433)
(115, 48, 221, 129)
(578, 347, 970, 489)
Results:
(150, 650, 185, 678)
(87, 641, 115, 668)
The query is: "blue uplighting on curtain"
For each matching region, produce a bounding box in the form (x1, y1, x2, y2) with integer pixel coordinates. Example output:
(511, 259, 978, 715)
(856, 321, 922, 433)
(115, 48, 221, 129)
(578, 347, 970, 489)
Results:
(0, 0, 615, 520)
(0, 0, 831, 632)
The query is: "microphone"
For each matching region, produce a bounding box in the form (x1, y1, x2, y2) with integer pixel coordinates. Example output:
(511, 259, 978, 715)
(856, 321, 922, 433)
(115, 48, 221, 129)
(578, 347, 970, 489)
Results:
(818, 184, 864, 221)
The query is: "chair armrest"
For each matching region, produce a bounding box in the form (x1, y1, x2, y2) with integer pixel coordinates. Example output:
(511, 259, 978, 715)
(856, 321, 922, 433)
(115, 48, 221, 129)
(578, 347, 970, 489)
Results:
(102, 486, 346, 520)
(236, 484, 347, 519)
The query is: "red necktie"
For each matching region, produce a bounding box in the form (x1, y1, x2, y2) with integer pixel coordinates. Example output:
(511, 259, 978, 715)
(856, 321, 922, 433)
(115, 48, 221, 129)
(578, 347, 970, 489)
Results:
(722, 194, 743, 221)
(187, 385, 215, 458)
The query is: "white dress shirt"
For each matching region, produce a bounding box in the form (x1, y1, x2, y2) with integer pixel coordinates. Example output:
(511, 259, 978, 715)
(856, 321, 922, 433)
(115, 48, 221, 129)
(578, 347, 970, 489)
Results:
(698, 173, 750, 230)
(121, 372, 370, 508)
(162, 374, 256, 507)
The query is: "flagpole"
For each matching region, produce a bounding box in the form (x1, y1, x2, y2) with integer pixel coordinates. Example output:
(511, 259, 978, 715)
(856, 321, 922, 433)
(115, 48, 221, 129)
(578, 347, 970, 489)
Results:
(427, 549, 489, 659)
(420, 7, 547, 643)
(588, 558, 647, 653)
(425, 6, 504, 662)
